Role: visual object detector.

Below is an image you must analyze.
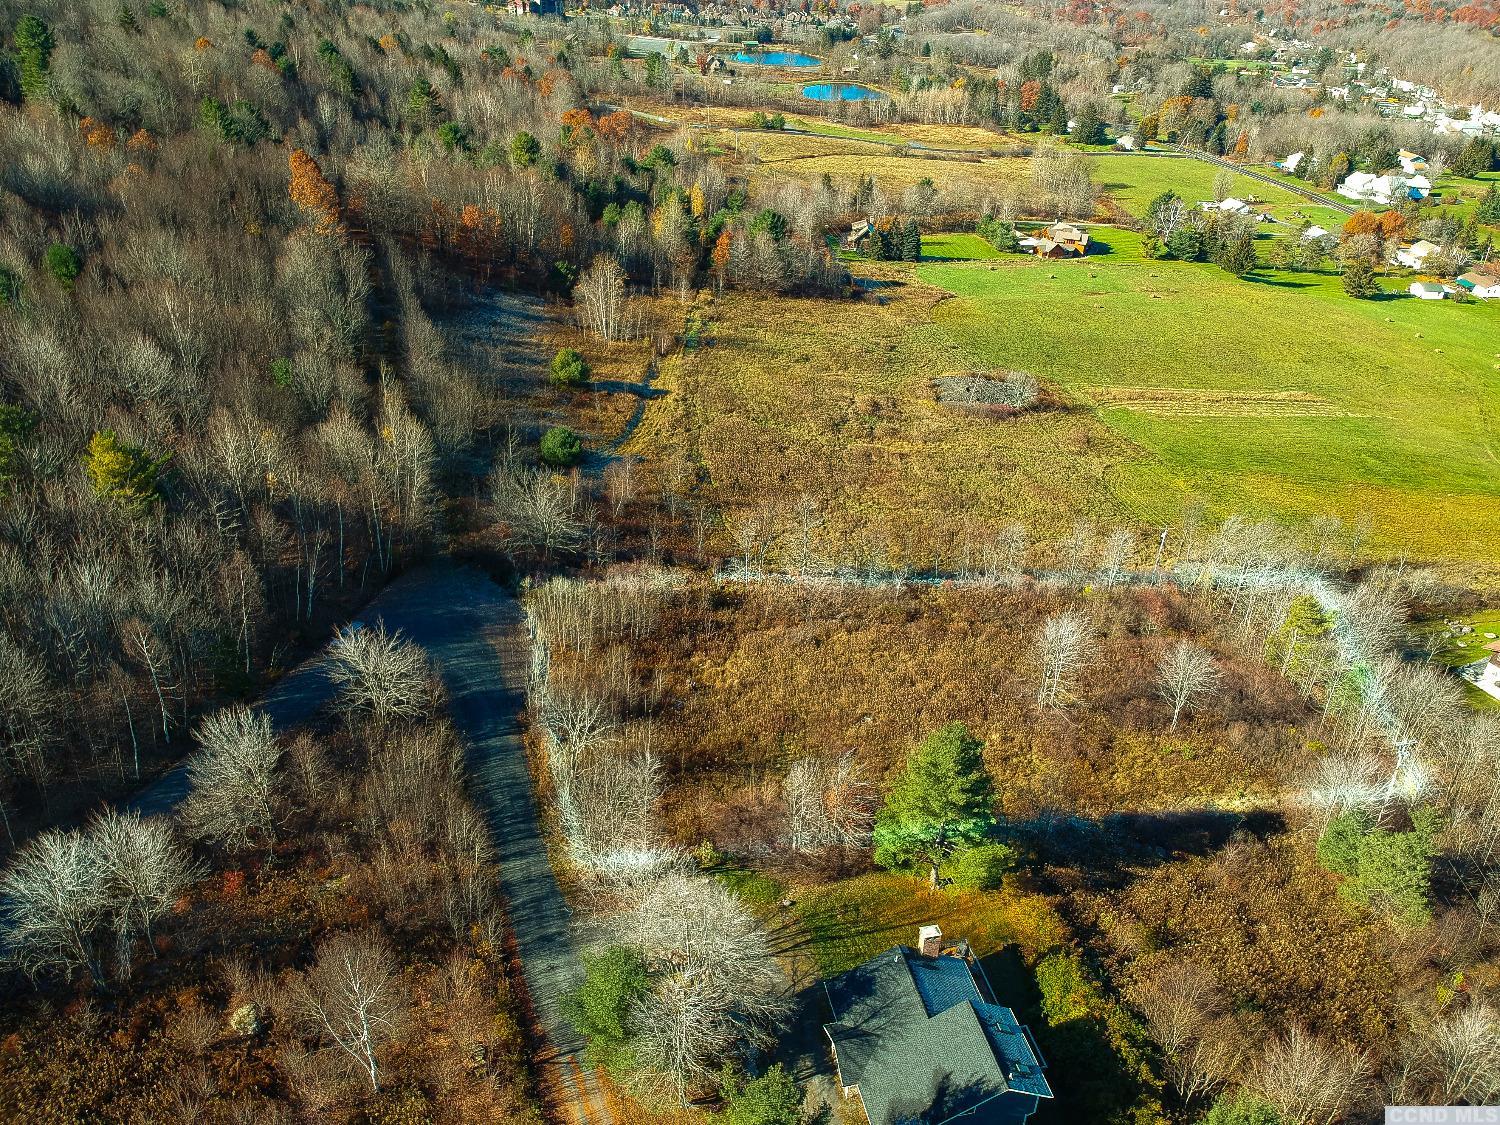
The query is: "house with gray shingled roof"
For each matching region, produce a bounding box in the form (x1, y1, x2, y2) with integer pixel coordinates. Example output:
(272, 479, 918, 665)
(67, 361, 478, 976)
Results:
(822, 925, 1052, 1125)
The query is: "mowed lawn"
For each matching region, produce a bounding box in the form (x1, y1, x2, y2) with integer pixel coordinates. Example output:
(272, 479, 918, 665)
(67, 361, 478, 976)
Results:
(1090, 153, 1350, 231)
(919, 229, 1500, 572)
(921, 232, 1002, 260)
(1428, 171, 1500, 237)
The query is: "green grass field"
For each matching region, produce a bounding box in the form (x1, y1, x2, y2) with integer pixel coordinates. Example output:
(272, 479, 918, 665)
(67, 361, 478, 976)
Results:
(1090, 153, 1350, 231)
(921, 232, 1002, 260)
(1428, 170, 1499, 235)
(918, 228, 1500, 571)
(1188, 55, 1274, 72)
(1412, 610, 1500, 710)
(783, 117, 900, 145)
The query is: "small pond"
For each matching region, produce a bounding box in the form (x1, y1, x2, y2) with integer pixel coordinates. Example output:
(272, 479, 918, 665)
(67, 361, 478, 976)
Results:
(733, 49, 821, 67)
(801, 82, 887, 102)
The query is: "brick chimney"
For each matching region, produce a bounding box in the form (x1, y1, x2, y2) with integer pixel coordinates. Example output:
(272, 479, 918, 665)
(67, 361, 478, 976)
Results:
(917, 924, 942, 958)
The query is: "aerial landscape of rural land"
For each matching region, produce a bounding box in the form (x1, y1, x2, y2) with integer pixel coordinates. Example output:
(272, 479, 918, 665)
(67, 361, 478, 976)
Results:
(3, 0, 1500, 1122)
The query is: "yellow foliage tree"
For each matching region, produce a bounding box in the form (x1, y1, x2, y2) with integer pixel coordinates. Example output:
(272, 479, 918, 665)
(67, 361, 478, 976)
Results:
(85, 430, 167, 512)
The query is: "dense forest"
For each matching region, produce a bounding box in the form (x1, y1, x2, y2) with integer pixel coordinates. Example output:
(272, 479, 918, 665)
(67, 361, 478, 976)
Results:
(0, 0, 860, 843)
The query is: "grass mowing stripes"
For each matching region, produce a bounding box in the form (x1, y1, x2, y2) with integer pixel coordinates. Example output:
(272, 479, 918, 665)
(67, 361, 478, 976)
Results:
(917, 227, 1500, 572)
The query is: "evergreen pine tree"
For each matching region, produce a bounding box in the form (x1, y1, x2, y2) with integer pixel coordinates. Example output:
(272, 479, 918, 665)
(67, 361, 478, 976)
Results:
(873, 722, 998, 886)
(901, 219, 922, 261)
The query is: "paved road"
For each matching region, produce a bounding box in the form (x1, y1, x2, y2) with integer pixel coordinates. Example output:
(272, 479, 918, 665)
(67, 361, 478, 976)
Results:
(1158, 142, 1356, 214)
(126, 560, 610, 1120)
(125, 568, 437, 817)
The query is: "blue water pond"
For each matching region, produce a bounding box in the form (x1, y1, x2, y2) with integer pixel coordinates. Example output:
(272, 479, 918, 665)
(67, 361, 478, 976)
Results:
(801, 82, 887, 101)
(733, 49, 821, 67)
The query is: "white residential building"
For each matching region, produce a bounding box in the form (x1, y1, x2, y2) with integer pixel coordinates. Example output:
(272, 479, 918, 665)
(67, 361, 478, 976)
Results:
(1394, 240, 1440, 269)
(1397, 149, 1427, 175)
(1338, 172, 1427, 205)
(1201, 197, 1252, 216)
(1457, 271, 1500, 299)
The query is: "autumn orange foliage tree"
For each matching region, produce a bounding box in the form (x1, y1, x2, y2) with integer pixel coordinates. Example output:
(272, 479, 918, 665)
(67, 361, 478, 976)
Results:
(711, 228, 732, 286)
(288, 148, 341, 233)
(560, 108, 595, 141)
(596, 110, 634, 143)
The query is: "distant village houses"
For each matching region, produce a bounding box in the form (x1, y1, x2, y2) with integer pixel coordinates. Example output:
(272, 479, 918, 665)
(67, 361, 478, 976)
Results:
(1338, 171, 1431, 206)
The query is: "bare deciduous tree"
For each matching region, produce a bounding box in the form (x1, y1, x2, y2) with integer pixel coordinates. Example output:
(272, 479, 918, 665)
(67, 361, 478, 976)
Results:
(574, 255, 629, 342)
(603, 459, 636, 518)
(0, 827, 108, 985)
(1099, 527, 1135, 588)
(791, 492, 824, 576)
(613, 873, 788, 1103)
(1402, 1004, 1500, 1106)
(492, 467, 585, 559)
(1035, 610, 1089, 708)
(1155, 641, 1222, 729)
(1303, 750, 1387, 818)
(325, 623, 433, 725)
(0, 631, 58, 795)
(1252, 1026, 1370, 1125)
(785, 751, 875, 852)
(541, 687, 618, 773)
(292, 930, 408, 1093)
(179, 706, 284, 853)
(981, 523, 1028, 584)
(91, 808, 198, 974)
(1130, 960, 1242, 1104)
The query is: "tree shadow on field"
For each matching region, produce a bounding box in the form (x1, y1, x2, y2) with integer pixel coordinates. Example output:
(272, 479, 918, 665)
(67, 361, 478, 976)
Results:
(768, 900, 934, 962)
(1021, 806, 1284, 892)
(974, 945, 1137, 1125)
(1244, 273, 1317, 289)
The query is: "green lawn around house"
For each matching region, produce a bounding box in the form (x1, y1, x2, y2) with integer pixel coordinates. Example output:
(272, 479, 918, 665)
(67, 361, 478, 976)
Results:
(1411, 610, 1500, 711)
(920, 232, 1004, 260)
(917, 227, 1500, 571)
(793, 871, 1068, 977)
(1090, 153, 1350, 232)
(1427, 170, 1500, 234)
(790, 871, 1158, 1123)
